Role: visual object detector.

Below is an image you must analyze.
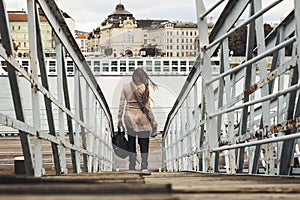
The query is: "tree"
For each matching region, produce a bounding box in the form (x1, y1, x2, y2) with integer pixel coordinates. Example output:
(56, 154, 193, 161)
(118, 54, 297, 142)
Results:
(228, 23, 274, 56)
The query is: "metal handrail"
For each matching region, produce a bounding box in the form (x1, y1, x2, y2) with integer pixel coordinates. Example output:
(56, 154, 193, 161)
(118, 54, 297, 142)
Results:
(0, 0, 115, 176)
(162, 0, 300, 176)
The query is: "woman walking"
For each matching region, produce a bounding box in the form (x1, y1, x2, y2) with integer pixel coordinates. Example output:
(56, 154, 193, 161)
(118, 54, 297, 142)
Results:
(118, 67, 158, 171)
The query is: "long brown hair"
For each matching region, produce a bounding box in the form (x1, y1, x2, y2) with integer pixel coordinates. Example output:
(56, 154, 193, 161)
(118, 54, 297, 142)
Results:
(132, 67, 158, 104)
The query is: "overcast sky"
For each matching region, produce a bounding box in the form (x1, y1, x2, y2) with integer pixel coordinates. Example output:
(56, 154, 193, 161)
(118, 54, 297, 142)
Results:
(5, 0, 294, 32)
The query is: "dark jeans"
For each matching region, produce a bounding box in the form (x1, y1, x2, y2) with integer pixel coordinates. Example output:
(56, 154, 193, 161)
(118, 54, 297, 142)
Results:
(127, 128, 150, 169)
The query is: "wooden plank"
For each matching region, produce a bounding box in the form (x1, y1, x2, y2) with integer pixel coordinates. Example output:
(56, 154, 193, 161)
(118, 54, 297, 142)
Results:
(0, 183, 172, 195)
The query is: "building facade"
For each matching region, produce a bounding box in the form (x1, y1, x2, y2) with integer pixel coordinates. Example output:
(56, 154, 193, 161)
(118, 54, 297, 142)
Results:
(75, 33, 88, 54)
(88, 3, 199, 58)
(8, 11, 53, 58)
(7, 10, 75, 58)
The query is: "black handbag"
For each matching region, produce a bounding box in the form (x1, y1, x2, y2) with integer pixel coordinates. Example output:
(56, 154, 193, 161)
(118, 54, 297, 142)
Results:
(112, 126, 129, 159)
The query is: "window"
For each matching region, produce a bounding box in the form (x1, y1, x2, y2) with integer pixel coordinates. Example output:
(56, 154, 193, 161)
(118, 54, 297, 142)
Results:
(172, 67, 178, 72)
(102, 61, 109, 66)
(180, 61, 187, 66)
(155, 66, 161, 72)
(120, 67, 126, 72)
(111, 60, 118, 66)
(49, 67, 56, 72)
(163, 67, 169, 72)
(94, 67, 100, 72)
(67, 61, 73, 66)
(67, 67, 74, 72)
(120, 61, 126, 66)
(49, 61, 56, 66)
(94, 61, 100, 66)
(137, 61, 143, 66)
(103, 67, 109, 72)
(154, 61, 161, 66)
(87, 61, 91, 66)
(163, 61, 169, 66)
(180, 67, 187, 72)
(22, 61, 29, 66)
(172, 61, 178, 66)
(146, 66, 152, 72)
(129, 61, 135, 66)
(111, 67, 118, 72)
(129, 67, 135, 72)
(146, 60, 152, 66)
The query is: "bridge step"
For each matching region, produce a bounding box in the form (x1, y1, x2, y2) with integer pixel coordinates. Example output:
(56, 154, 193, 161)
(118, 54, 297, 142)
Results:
(1, 172, 300, 199)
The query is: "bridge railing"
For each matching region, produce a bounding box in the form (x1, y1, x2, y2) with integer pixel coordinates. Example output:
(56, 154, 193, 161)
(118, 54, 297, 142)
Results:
(163, 0, 300, 175)
(0, 0, 115, 176)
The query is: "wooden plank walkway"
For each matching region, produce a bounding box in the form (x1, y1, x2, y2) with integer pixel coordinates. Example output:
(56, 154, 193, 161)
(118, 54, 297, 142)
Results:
(1, 135, 300, 199)
(1, 172, 300, 199)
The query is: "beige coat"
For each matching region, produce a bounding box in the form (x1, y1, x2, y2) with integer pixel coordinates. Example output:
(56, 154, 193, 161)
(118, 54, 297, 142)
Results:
(118, 82, 154, 132)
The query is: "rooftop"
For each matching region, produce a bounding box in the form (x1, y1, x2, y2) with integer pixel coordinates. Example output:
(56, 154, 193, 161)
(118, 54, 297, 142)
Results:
(8, 11, 47, 22)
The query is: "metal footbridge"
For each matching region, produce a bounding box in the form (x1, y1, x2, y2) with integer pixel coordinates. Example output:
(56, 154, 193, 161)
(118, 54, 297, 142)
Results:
(0, 0, 300, 199)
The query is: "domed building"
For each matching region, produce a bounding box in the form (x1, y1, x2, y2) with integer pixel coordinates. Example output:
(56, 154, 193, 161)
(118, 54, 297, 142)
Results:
(101, 3, 137, 28)
(88, 3, 200, 58)
(89, 3, 143, 57)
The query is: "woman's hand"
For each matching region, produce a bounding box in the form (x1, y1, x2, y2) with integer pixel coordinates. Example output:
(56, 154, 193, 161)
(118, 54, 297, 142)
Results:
(153, 120, 158, 128)
(118, 120, 123, 127)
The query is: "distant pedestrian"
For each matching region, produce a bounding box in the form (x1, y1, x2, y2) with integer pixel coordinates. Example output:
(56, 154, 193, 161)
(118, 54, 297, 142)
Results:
(118, 67, 158, 171)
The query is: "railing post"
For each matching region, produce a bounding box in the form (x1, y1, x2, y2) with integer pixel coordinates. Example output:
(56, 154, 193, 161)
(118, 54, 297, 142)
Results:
(196, 0, 218, 172)
(88, 96, 96, 172)
(179, 107, 185, 170)
(27, 0, 43, 177)
(93, 104, 100, 172)
(56, 36, 68, 174)
(74, 66, 82, 174)
(221, 40, 236, 174)
(193, 83, 200, 171)
(84, 85, 90, 172)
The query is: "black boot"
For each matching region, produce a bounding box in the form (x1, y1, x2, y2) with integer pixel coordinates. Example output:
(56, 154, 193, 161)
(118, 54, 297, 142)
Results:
(129, 153, 136, 171)
(141, 153, 148, 171)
